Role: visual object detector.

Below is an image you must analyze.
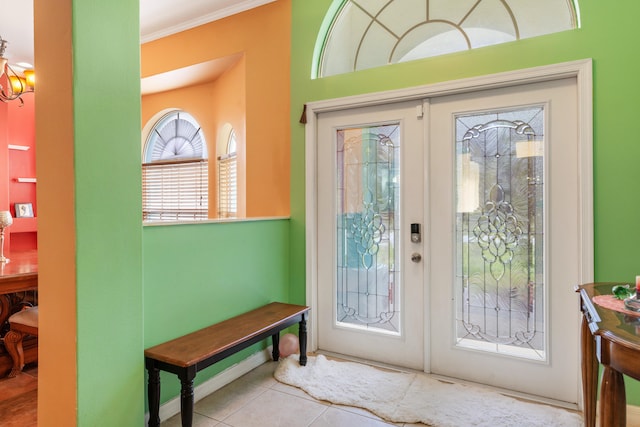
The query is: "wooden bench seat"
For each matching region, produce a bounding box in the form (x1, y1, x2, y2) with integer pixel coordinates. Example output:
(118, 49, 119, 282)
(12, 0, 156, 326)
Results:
(144, 302, 309, 427)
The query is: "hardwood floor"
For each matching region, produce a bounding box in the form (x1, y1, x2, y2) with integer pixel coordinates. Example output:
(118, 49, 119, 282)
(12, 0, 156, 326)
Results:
(0, 366, 37, 426)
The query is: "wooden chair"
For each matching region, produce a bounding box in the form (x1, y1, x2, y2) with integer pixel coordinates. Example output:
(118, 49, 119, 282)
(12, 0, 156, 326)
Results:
(4, 306, 38, 378)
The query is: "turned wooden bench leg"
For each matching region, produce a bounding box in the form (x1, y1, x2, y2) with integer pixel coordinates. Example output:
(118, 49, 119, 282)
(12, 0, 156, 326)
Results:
(299, 314, 307, 366)
(4, 329, 25, 378)
(146, 359, 161, 427)
(179, 366, 196, 427)
(272, 333, 280, 361)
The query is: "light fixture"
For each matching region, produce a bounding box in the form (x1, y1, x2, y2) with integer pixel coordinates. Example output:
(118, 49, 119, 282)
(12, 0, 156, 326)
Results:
(0, 210, 13, 263)
(0, 36, 35, 106)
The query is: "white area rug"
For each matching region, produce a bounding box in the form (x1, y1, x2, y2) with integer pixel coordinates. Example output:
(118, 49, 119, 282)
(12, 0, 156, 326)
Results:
(274, 355, 582, 427)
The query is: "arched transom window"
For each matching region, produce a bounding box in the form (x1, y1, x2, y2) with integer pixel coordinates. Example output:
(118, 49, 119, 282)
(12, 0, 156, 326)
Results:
(218, 128, 237, 218)
(142, 111, 209, 222)
(315, 0, 579, 78)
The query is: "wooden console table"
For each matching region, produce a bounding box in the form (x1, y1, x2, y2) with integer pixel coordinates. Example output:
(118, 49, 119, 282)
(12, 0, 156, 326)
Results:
(576, 282, 640, 427)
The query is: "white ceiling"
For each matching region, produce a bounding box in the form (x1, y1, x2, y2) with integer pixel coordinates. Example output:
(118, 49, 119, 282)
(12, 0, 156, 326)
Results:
(0, 0, 275, 77)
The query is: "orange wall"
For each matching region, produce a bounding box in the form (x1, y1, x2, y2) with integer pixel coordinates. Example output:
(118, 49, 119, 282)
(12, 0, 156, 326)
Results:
(141, 0, 290, 218)
(209, 56, 247, 217)
(35, 0, 77, 423)
(142, 55, 247, 218)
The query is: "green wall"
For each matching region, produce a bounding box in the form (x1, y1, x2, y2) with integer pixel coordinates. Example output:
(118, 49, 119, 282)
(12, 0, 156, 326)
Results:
(73, 0, 143, 425)
(143, 219, 290, 404)
(70, 1, 292, 421)
(289, 0, 640, 405)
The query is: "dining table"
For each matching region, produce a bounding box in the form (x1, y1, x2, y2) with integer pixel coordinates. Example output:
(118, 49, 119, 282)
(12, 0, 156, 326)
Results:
(0, 250, 38, 295)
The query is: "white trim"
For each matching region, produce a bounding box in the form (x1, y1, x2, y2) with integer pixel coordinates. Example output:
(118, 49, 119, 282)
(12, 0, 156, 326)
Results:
(308, 60, 592, 113)
(421, 99, 431, 372)
(576, 63, 595, 288)
(305, 102, 319, 354)
(141, 0, 277, 43)
(305, 59, 594, 370)
(146, 348, 272, 424)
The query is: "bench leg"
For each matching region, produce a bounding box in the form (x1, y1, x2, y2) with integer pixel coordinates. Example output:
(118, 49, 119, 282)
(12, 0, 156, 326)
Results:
(146, 359, 161, 427)
(4, 330, 25, 378)
(299, 314, 307, 366)
(272, 333, 280, 361)
(179, 367, 196, 427)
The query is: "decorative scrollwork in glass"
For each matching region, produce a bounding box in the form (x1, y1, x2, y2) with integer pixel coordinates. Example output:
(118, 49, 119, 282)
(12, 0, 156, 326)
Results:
(336, 125, 399, 332)
(456, 109, 545, 360)
(473, 184, 523, 281)
(349, 191, 386, 269)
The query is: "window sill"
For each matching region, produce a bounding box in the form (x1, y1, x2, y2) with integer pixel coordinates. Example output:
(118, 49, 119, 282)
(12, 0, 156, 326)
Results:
(142, 216, 290, 227)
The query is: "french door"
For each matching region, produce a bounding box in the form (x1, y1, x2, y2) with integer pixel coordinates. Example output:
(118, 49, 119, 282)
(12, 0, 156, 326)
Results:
(313, 69, 589, 404)
(428, 78, 581, 403)
(317, 101, 425, 370)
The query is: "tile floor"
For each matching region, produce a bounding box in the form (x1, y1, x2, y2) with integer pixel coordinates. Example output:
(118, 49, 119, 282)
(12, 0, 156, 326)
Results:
(3, 358, 636, 426)
(161, 361, 410, 427)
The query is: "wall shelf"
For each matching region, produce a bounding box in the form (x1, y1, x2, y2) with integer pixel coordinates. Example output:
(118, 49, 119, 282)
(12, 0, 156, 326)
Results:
(8, 144, 30, 151)
(15, 178, 37, 183)
(10, 217, 37, 233)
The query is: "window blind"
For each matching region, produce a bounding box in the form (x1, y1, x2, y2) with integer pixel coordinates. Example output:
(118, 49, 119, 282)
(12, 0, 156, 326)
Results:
(218, 153, 237, 218)
(142, 159, 208, 222)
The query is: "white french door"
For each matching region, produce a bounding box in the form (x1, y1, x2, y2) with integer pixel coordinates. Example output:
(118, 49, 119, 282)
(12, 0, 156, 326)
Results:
(311, 62, 590, 405)
(317, 101, 425, 370)
(428, 78, 581, 403)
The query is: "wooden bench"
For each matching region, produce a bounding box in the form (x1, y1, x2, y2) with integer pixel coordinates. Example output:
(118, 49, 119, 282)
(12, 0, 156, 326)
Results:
(144, 302, 309, 427)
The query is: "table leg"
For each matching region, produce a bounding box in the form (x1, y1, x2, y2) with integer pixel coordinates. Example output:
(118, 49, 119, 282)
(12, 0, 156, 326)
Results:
(272, 333, 280, 361)
(145, 359, 161, 427)
(299, 314, 307, 366)
(581, 315, 598, 427)
(179, 367, 196, 427)
(599, 366, 626, 427)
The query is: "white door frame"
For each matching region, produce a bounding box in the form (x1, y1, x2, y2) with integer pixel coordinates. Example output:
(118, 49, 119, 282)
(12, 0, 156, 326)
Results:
(304, 59, 593, 370)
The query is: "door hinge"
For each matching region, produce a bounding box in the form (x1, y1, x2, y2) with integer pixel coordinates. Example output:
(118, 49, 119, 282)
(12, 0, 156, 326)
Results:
(416, 104, 424, 118)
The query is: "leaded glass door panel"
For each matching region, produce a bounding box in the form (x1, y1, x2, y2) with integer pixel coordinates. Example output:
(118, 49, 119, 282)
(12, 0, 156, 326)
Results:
(317, 101, 425, 370)
(429, 78, 581, 404)
(457, 110, 545, 360)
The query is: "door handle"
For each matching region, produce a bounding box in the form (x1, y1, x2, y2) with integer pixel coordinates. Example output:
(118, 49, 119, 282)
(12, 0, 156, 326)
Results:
(411, 253, 422, 263)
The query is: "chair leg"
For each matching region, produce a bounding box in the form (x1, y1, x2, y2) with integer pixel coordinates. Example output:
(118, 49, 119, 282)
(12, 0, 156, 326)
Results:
(4, 330, 25, 378)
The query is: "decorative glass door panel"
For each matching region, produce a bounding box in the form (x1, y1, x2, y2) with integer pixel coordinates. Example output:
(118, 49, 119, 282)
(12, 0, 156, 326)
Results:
(336, 125, 400, 334)
(429, 78, 582, 403)
(317, 101, 424, 370)
(455, 108, 545, 361)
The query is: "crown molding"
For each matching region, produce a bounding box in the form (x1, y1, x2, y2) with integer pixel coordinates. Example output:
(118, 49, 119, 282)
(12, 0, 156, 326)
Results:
(141, 0, 276, 43)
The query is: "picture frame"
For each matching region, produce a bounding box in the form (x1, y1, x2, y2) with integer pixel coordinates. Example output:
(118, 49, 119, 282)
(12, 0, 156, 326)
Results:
(14, 203, 34, 218)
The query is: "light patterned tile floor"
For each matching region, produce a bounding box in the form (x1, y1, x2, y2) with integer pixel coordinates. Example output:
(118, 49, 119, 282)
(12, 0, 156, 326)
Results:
(159, 357, 593, 427)
(161, 361, 409, 427)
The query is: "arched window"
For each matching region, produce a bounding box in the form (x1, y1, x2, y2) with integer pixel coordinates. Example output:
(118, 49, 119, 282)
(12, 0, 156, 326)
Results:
(218, 128, 237, 218)
(315, 0, 580, 78)
(142, 111, 208, 222)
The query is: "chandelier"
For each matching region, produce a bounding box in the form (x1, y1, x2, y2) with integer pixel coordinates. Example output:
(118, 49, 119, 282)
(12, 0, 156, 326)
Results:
(0, 36, 35, 105)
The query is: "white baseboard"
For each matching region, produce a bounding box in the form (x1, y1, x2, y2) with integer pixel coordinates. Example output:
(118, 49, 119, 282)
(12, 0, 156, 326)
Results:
(145, 347, 273, 423)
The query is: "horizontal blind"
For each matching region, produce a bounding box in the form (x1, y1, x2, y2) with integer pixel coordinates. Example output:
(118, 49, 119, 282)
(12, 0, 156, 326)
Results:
(218, 153, 237, 218)
(142, 159, 208, 222)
